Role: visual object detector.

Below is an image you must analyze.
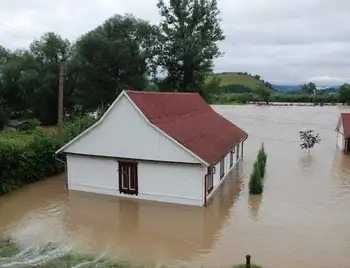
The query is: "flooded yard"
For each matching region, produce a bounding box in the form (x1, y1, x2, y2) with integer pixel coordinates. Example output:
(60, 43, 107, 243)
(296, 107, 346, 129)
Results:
(1, 105, 350, 268)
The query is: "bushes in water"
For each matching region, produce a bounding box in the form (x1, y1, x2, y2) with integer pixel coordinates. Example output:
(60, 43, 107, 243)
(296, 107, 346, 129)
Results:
(249, 143, 267, 195)
(0, 115, 96, 195)
(257, 143, 267, 177)
(249, 161, 263, 195)
(0, 130, 63, 194)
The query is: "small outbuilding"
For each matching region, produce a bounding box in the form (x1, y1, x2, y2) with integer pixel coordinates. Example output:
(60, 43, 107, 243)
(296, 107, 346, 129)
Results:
(336, 113, 350, 154)
(7, 119, 30, 131)
(56, 90, 248, 206)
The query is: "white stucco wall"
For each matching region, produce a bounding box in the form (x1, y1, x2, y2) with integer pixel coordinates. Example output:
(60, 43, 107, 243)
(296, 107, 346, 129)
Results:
(207, 140, 243, 200)
(67, 154, 118, 196)
(66, 154, 205, 206)
(337, 122, 345, 150)
(64, 94, 201, 164)
(337, 132, 345, 150)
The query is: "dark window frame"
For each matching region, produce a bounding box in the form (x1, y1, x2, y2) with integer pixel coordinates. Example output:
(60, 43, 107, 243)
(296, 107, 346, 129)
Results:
(206, 170, 214, 194)
(220, 158, 225, 179)
(119, 161, 138, 195)
(230, 149, 234, 167)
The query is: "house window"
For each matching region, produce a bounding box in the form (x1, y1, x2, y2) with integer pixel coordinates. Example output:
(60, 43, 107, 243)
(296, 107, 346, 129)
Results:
(206, 171, 214, 194)
(230, 149, 234, 167)
(119, 162, 138, 195)
(220, 158, 225, 179)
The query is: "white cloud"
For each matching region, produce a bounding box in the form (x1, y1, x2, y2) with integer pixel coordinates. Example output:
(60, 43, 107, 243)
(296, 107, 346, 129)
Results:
(0, 0, 349, 86)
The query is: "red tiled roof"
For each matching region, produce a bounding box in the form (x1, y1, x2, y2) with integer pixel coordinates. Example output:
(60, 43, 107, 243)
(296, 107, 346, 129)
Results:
(126, 90, 248, 165)
(341, 113, 350, 138)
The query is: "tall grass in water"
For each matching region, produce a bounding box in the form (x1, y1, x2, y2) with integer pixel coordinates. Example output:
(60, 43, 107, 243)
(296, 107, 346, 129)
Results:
(0, 238, 127, 268)
(1, 238, 265, 267)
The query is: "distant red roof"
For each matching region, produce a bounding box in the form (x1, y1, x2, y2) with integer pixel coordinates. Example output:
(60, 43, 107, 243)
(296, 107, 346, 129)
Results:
(126, 90, 248, 165)
(341, 113, 350, 138)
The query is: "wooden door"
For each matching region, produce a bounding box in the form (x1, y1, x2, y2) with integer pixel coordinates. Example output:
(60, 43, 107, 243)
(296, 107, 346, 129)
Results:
(346, 139, 350, 154)
(119, 162, 138, 195)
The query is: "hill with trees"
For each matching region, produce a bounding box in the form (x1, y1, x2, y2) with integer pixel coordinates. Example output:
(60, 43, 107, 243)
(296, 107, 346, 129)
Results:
(210, 72, 276, 94)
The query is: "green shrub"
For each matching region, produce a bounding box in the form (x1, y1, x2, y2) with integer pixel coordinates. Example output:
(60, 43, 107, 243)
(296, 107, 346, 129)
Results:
(257, 143, 267, 177)
(0, 106, 7, 131)
(63, 115, 96, 143)
(0, 115, 97, 195)
(0, 130, 63, 195)
(20, 118, 41, 131)
(249, 161, 263, 195)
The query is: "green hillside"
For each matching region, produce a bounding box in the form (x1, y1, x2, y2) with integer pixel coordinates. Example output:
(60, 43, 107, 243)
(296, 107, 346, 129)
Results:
(210, 72, 276, 92)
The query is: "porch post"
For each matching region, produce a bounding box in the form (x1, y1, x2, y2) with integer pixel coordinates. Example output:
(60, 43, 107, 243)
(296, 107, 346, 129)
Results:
(241, 141, 244, 159)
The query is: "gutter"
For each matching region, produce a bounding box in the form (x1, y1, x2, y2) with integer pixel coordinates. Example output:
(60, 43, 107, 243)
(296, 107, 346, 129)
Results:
(55, 154, 68, 189)
(204, 167, 208, 207)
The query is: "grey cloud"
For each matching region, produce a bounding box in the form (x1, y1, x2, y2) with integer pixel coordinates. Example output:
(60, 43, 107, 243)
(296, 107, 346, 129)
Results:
(0, 0, 349, 86)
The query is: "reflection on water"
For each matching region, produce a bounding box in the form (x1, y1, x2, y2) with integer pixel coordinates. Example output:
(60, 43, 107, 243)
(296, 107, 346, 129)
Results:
(248, 195, 262, 221)
(1, 106, 350, 268)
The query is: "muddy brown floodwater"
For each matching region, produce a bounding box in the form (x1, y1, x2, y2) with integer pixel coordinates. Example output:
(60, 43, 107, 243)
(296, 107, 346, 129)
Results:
(1, 105, 350, 268)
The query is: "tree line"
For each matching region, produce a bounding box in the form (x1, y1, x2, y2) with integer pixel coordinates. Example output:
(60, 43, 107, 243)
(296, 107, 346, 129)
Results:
(215, 82, 350, 105)
(0, 0, 224, 126)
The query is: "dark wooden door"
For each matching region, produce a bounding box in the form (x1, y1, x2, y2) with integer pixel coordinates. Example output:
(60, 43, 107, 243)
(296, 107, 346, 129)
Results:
(346, 139, 350, 154)
(119, 162, 138, 195)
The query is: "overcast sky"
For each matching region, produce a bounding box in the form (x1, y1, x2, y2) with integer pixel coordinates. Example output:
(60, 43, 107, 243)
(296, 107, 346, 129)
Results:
(0, 0, 349, 86)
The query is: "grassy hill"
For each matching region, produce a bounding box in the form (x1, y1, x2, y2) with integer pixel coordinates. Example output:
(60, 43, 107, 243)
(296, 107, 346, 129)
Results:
(209, 72, 276, 92)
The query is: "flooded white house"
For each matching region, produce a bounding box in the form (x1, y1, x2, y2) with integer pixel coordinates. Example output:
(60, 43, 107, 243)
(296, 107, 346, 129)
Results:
(56, 90, 248, 206)
(336, 112, 350, 154)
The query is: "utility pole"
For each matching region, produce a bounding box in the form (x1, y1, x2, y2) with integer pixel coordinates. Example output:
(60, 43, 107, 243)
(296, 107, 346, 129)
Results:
(57, 60, 65, 141)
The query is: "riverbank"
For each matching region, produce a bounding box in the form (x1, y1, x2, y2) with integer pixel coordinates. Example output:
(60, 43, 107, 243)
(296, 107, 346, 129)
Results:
(211, 91, 341, 106)
(0, 238, 262, 268)
(213, 101, 340, 106)
(0, 238, 126, 267)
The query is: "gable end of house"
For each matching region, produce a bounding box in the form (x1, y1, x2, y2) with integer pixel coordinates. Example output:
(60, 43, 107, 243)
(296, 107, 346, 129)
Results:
(55, 91, 208, 165)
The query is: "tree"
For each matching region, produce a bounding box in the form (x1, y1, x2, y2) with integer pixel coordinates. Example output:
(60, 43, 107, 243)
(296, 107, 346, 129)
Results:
(71, 14, 158, 112)
(339, 83, 350, 105)
(0, 50, 39, 117)
(257, 143, 267, 177)
(256, 86, 271, 104)
(0, 104, 7, 130)
(156, 0, 225, 99)
(0, 33, 72, 124)
(301, 82, 316, 95)
(299, 130, 321, 154)
(249, 161, 263, 195)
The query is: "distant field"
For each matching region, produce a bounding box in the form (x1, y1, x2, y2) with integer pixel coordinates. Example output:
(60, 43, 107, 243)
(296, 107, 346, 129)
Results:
(209, 72, 275, 92)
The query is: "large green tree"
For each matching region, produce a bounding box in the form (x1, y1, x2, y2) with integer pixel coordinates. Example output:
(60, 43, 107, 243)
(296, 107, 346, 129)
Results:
(71, 14, 159, 112)
(339, 83, 350, 105)
(0, 33, 71, 124)
(156, 0, 224, 99)
(29, 32, 71, 124)
(301, 82, 317, 95)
